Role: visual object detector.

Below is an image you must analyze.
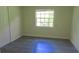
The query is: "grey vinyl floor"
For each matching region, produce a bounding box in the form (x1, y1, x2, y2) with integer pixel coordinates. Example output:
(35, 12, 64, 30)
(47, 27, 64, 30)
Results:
(0, 36, 78, 53)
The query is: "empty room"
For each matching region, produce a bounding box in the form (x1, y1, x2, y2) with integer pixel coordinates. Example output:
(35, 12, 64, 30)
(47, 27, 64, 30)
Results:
(0, 6, 79, 53)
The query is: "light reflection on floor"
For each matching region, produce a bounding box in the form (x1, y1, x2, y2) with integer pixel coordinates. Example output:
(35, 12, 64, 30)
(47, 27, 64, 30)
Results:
(32, 40, 56, 53)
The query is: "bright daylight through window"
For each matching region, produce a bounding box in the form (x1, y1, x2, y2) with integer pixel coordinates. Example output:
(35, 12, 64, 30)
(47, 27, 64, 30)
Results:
(36, 9, 54, 27)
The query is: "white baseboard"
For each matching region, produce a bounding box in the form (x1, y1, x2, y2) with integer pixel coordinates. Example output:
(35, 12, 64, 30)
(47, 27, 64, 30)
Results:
(23, 34, 69, 39)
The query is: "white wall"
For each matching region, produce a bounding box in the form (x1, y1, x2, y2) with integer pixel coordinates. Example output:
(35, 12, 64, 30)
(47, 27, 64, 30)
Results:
(0, 6, 22, 48)
(0, 7, 10, 48)
(8, 7, 22, 42)
(71, 7, 79, 51)
(22, 6, 73, 39)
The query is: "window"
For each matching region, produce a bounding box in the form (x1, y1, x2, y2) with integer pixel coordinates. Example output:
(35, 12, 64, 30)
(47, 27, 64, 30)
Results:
(36, 9, 54, 27)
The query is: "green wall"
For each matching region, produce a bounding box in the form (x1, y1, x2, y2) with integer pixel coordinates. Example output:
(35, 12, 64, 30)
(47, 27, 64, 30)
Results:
(0, 7, 9, 32)
(22, 6, 73, 39)
(71, 7, 79, 51)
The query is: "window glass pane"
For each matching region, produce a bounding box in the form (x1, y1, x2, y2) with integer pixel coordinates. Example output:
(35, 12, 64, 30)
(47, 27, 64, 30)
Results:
(49, 23, 53, 27)
(37, 19, 40, 22)
(36, 22, 41, 26)
(36, 10, 54, 27)
(36, 14, 40, 18)
(40, 23, 44, 26)
(40, 19, 45, 22)
(44, 23, 48, 26)
(49, 14, 54, 18)
(45, 19, 48, 22)
(49, 19, 53, 23)
(40, 14, 45, 18)
(44, 14, 49, 18)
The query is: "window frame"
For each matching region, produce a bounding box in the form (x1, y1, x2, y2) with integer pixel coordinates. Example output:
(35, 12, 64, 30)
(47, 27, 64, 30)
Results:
(35, 9, 54, 27)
